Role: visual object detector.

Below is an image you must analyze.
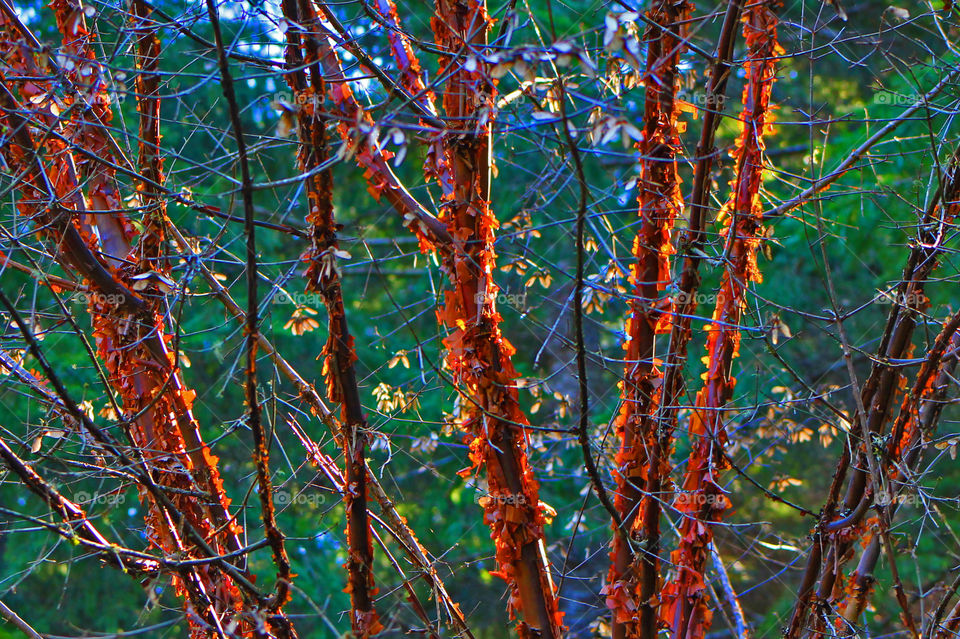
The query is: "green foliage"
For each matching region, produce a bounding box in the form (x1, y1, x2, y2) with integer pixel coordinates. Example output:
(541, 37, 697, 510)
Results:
(1, 0, 959, 636)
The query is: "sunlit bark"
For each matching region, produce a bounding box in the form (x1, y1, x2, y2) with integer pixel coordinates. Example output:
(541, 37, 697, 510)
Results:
(604, 1, 691, 636)
(281, 1, 380, 634)
(428, 2, 563, 636)
(660, 3, 781, 637)
(0, 6, 289, 635)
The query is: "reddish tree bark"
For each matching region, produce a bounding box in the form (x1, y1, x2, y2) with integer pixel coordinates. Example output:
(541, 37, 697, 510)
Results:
(299, 4, 562, 633)
(839, 312, 960, 632)
(428, 2, 563, 636)
(131, 0, 166, 269)
(279, 1, 381, 634)
(367, 0, 453, 193)
(0, 5, 294, 635)
(660, 3, 781, 638)
(604, 1, 692, 637)
(630, 4, 745, 634)
(786, 147, 960, 639)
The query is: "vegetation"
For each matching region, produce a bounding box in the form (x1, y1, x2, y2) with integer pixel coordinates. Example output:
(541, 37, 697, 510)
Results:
(0, 0, 959, 637)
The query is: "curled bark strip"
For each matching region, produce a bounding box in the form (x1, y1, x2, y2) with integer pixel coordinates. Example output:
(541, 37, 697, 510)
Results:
(49, 0, 134, 267)
(638, 5, 744, 636)
(298, 10, 452, 253)
(888, 319, 960, 477)
(299, 10, 554, 631)
(836, 148, 960, 520)
(0, 79, 252, 636)
(0, 287, 276, 636)
(281, 0, 380, 634)
(162, 208, 472, 636)
(318, 4, 444, 131)
(368, 0, 437, 112)
(0, 10, 287, 636)
(365, 0, 454, 193)
(163, 206, 469, 639)
(131, 0, 166, 269)
(604, 0, 692, 636)
(429, 2, 562, 637)
(660, 4, 781, 639)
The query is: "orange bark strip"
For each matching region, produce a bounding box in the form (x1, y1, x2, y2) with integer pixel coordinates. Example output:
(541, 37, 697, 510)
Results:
(820, 155, 960, 636)
(839, 313, 960, 631)
(371, 0, 433, 106)
(660, 3, 781, 638)
(306, 4, 556, 633)
(429, 2, 562, 637)
(301, 20, 557, 632)
(281, 1, 381, 634)
(0, 75, 251, 639)
(302, 11, 452, 253)
(367, 0, 454, 194)
(0, 7, 283, 635)
(131, 0, 166, 269)
(604, 1, 692, 637)
(637, 3, 745, 634)
(785, 147, 960, 639)
(49, 0, 134, 265)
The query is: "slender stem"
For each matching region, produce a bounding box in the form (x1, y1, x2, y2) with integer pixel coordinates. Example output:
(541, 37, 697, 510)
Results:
(204, 0, 294, 626)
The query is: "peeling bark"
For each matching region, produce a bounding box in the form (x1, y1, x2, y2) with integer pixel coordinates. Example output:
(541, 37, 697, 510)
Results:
(282, 1, 380, 634)
(0, 7, 291, 635)
(605, 1, 692, 636)
(660, 4, 781, 638)
(786, 148, 960, 639)
(429, 2, 562, 636)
